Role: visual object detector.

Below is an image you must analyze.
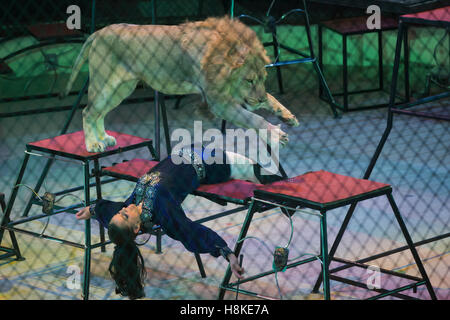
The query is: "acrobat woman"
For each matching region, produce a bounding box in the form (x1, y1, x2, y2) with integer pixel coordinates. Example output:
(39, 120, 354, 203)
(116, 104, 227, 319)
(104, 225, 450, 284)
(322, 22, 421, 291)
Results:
(75, 144, 281, 299)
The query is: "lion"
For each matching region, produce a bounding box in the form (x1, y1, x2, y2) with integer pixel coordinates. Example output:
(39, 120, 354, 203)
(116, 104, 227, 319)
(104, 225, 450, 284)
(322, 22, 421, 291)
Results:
(62, 16, 299, 153)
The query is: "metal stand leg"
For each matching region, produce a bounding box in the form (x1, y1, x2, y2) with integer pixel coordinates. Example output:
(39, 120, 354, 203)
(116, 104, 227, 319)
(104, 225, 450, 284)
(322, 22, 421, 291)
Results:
(147, 143, 158, 161)
(320, 210, 330, 300)
(155, 228, 162, 254)
(343, 35, 348, 111)
(302, 4, 339, 118)
(313, 60, 340, 118)
(21, 79, 89, 218)
(21, 158, 53, 218)
(218, 200, 258, 300)
(152, 92, 172, 256)
(93, 160, 106, 253)
(318, 24, 323, 97)
(174, 96, 183, 110)
(364, 22, 405, 180)
(220, 120, 227, 135)
(82, 161, 92, 300)
(0, 220, 23, 262)
(378, 30, 384, 91)
(0, 152, 31, 260)
(0, 195, 16, 256)
(313, 29, 339, 116)
(159, 93, 172, 156)
(154, 91, 161, 160)
(195, 253, 207, 278)
(403, 25, 410, 102)
(312, 202, 358, 293)
(271, 28, 284, 94)
(386, 192, 437, 300)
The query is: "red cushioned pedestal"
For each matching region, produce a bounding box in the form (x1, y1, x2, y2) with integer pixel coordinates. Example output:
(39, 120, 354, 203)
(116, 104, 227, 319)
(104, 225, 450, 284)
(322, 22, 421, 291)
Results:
(254, 170, 390, 209)
(321, 16, 399, 35)
(0, 192, 5, 212)
(219, 172, 436, 301)
(196, 179, 263, 202)
(102, 159, 159, 180)
(102, 161, 391, 206)
(28, 131, 152, 160)
(27, 23, 83, 40)
(401, 6, 450, 26)
(102, 158, 263, 202)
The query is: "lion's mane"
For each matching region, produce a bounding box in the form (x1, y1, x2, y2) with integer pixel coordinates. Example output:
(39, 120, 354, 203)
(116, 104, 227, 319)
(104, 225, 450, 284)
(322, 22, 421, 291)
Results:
(182, 16, 270, 88)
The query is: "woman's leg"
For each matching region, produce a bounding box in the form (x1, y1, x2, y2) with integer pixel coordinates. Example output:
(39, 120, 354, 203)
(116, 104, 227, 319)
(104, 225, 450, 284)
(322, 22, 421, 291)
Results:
(225, 151, 283, 184)
(225, 151, 259, 183)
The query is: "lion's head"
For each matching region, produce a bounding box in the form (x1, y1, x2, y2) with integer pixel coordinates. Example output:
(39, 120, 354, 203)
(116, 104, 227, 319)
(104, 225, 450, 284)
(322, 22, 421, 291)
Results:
(195, 17, 271, 111)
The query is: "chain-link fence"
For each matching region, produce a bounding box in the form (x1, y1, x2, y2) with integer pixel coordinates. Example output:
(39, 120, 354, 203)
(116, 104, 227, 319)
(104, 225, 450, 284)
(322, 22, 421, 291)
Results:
(0, 0, 448, 301)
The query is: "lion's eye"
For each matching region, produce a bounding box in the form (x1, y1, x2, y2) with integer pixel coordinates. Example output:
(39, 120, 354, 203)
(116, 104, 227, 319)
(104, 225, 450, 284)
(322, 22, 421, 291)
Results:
(246, 79, 254, 84)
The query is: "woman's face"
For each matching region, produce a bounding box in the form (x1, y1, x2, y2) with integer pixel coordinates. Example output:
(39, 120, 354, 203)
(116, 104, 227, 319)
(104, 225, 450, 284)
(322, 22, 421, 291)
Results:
(110, 203, 142, 234)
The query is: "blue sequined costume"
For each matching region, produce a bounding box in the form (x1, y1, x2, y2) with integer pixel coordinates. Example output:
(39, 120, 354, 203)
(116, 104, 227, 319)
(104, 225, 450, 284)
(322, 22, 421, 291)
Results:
(91, 145, 233, 258)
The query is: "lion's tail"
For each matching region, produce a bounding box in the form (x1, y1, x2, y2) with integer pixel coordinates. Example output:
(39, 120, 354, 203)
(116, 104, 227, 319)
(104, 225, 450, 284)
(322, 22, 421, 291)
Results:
(60, 33, 95, 99)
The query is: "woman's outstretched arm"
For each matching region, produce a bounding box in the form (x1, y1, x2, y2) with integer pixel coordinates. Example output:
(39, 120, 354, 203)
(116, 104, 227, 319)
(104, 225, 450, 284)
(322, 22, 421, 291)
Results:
(75, 191, 136, 227)
(154, 187, 244, 279)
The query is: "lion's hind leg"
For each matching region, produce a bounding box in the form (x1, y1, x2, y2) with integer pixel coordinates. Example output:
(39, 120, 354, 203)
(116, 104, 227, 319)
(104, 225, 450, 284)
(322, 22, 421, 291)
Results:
(84, 72, 137, 152)
(83, 89, 104, 153)
(96, 79, 138, 148)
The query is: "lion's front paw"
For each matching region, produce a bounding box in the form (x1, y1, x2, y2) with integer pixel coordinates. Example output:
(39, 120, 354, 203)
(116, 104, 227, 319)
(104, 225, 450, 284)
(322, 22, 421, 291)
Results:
(268, 126, 289, 148)
(86, 141, 107, 153)
(103, 134, 117, 147)
(286, 116, 299, 127)
(279, 114, 299, 127)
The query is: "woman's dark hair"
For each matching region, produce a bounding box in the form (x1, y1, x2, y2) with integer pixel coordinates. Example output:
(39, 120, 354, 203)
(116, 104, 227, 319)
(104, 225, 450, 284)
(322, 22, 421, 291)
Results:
(108, 221, 147, 300)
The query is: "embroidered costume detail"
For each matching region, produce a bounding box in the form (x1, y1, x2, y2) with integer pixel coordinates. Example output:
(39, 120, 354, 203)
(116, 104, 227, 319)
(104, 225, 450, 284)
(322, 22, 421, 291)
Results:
(178, 148, 206, 181)
(135, 171, 161, 227)
(135, 171, 161, 204)
(141, 184, 157, 223)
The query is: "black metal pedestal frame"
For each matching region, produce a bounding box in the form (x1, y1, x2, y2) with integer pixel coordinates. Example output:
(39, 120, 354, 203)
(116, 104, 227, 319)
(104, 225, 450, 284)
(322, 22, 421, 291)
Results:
(0, 0, 180, 119)
(0, 133, 156, 300)
(231, 0, 339, 118)
(0, 33, 86, 106)
(218, 185, 437, 300)
(362, 15, 450, 250)
(0, 0, 293, 300)
(0, 65, 158, 300)
(388, 16, 450, 121)
(143, 90, 290, 278)
(318, 19, 410, 112)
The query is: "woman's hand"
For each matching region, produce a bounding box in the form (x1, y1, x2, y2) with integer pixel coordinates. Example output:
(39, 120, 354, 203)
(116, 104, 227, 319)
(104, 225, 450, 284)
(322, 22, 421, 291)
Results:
(75, 206, 91, 220)
(228, 253, 244, 280)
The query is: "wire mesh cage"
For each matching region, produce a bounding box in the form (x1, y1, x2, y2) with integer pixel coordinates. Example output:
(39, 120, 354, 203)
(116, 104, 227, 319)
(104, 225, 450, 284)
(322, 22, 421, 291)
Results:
(0, 0, 448, 301)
